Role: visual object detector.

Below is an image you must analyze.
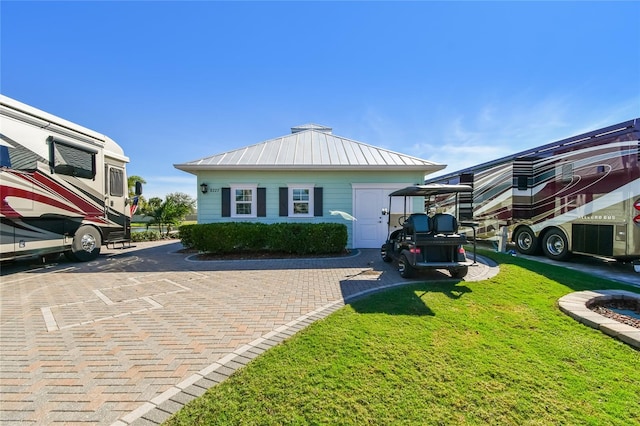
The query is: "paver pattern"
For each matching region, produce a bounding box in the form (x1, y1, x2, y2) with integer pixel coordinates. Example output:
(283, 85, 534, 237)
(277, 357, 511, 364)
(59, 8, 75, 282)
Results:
(1, 240, 497, 425)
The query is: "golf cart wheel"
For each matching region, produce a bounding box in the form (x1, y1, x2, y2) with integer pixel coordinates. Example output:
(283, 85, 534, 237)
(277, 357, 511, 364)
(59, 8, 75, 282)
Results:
(541, 228, 570, 261)
(450, 266, 468, 279)
(398, 254, 415, 278)
(381, 244, 393, 262)
(514, 227, 539, 255)
(70, 225, 102, 262)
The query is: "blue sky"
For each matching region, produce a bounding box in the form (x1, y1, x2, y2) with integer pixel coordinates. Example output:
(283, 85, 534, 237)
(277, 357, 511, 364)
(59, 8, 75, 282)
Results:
(2, 1, 639, 200)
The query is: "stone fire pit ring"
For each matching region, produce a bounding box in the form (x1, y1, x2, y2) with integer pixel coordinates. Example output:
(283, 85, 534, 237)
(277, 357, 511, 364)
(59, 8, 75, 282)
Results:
(558, 290, 640, 349)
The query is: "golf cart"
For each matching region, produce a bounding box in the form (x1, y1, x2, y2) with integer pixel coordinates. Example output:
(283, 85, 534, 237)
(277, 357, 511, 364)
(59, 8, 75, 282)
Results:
(380, 184, 477, 279)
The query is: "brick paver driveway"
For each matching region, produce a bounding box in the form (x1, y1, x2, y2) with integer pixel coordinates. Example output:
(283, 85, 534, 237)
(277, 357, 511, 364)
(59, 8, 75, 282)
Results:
(0, 240, 496, 425)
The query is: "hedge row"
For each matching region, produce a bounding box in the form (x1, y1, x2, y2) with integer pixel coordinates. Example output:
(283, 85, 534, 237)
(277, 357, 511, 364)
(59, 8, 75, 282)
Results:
(179, 222, 348, 255)
(131, 230, 162, 242)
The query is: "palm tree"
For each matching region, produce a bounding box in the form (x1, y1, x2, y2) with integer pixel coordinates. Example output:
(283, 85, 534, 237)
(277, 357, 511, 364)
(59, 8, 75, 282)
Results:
(144, 193, 195, 236)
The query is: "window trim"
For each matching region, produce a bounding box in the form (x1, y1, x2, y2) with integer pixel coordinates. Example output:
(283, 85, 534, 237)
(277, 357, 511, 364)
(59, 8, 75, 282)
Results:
(288, 184, 315, 217)
(230, 184, 257, 218)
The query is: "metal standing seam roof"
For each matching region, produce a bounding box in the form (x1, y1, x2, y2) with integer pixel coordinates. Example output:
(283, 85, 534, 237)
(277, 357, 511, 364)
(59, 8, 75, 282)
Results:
(174, 124, 445, 173)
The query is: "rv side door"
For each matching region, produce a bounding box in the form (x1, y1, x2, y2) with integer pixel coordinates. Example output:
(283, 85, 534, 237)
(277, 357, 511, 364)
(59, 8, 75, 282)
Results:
(105, 164, 127, 224)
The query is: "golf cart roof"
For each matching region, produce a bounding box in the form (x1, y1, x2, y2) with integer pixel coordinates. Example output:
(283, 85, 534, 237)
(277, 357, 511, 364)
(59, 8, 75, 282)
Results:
(389, 184, 473, 197)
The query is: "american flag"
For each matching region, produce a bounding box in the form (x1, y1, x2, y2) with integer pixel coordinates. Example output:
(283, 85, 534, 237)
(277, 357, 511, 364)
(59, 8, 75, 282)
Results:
(130, 196, 139, 216)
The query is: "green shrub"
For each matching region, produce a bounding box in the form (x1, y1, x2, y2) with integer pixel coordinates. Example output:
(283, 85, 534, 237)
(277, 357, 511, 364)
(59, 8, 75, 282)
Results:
(179, 222, 348, 255)
(131, 230, 161, 242)
(178, 224, 195, 248)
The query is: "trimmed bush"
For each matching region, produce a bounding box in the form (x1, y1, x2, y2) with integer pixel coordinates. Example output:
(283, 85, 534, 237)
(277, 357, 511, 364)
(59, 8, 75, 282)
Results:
(178, 222, 348, 255)
(131, 230, 162, 242)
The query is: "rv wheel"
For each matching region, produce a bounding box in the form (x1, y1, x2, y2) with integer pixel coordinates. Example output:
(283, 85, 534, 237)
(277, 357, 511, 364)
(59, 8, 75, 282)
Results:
(542, 229, 570, 261)
(514, 227, 539, 255)
(70, 225, 102, 262)
(398, 255, 415, 278)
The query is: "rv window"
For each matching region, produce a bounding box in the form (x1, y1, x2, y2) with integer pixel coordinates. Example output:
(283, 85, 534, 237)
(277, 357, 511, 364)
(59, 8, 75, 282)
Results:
(516, 176, 528, 190)
(460, 173, 474, 184)
(0, 145, 10, 168)
(51, 141, 96, 179)
(561, 163, 573, 183)
(109, 168, 124, 197)
(0, 136, 40, 170)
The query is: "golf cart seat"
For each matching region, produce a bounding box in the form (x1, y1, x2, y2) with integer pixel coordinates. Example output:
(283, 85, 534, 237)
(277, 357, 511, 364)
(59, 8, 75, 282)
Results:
(432, 213, 458, 235)
(403, 213, 432, 240)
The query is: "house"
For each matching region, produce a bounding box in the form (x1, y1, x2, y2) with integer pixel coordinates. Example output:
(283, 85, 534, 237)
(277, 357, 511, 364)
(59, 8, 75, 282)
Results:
(173, 124, 444, 248)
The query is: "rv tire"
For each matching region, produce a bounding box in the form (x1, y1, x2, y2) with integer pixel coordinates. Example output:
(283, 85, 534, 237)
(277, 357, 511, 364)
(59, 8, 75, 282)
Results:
(70, 225, 102, 262)
(514, 227, 539, 255)
(542, 229, 570, 261)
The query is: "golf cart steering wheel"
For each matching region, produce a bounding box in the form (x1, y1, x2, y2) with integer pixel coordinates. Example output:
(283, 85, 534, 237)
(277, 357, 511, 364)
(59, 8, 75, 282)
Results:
(398, 215, 408, 226)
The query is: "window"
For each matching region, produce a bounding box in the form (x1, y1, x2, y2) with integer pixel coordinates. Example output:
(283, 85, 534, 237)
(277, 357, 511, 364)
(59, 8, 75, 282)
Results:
(109, 167, 124, 197)
(279, 186, 323, 217)
(235, 189, 253, 215)
(460, 173, 474, 185)
(289, 185, 314, 217)
(48, 136, 96, 179)
(1, 135, 41, 170)
(292, 188, 310, 214)
(516, 176, 528, 190)
(231, 185, 257, 217)
(560, 163, 573, 184)
(0, 144, 10, 168)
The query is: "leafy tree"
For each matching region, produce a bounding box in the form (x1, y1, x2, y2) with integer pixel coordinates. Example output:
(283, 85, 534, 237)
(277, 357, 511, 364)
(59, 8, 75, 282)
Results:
(142, 193, 195, 236)
(143, 197, 163, 213)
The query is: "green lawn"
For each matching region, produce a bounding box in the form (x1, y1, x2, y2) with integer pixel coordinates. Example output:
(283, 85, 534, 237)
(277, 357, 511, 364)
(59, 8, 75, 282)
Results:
(165, 252, 640, 425)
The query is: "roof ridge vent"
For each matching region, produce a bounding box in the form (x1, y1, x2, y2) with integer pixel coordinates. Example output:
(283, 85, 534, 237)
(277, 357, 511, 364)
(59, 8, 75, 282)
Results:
(291, 123, 332, 134)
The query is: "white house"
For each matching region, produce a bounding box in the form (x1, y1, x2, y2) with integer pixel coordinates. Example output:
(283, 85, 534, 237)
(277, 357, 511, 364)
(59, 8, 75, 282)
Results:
(174, 124, 445, 248)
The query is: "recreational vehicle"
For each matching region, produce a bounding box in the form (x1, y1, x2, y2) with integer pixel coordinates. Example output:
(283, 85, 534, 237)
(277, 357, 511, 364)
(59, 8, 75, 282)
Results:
(424, 119, 640, 264)
(0, 95, 141, 262)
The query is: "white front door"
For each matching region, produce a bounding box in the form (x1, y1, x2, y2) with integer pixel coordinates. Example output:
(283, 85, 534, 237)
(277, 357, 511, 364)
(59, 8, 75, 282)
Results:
(353, 185, 412, 248)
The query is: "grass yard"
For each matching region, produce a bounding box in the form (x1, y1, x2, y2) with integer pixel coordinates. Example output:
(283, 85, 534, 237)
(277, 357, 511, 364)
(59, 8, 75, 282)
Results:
(165, 252, 640, 425)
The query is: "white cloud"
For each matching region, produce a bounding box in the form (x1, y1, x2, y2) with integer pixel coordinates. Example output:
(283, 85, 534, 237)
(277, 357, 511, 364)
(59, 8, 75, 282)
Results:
(416, 93, 638, 179)
(410, 95, 577, 176)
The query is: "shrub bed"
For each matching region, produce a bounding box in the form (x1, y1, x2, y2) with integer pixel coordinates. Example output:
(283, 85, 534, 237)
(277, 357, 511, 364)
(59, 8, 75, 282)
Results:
(179, 222, 348, 255)
(131, 230, 162, 242)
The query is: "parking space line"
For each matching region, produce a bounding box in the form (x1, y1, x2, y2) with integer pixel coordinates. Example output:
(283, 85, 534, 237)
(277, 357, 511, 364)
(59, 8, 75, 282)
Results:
(40, 306, 58, 332)
(39, 279, 192, 332)
(94, 289, 115, 305)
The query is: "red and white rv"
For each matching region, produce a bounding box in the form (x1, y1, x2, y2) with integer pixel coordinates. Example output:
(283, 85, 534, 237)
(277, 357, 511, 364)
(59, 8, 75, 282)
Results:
(424, 119, 640, 264)
(0, 95, 141, 262)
